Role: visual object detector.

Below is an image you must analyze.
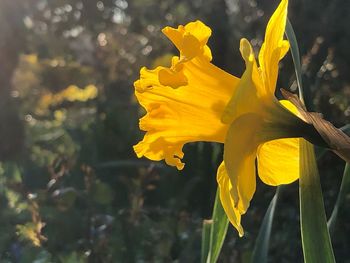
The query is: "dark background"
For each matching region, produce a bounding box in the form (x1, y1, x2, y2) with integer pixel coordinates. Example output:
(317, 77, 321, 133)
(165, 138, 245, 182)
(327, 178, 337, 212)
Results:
(0, 0, 349, 262)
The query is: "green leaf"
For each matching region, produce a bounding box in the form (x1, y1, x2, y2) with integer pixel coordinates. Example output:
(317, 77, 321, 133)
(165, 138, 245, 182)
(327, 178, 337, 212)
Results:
(286, 18, 336, 262)
(251, 187, 281, 263)
(208, 190, 229, 263)
(201, 189, 229, 263)
(299, 139, 335, 263)
(328, 163, 350, 235)
(201, 220, 212, 263)
(285, 18, 304, 104)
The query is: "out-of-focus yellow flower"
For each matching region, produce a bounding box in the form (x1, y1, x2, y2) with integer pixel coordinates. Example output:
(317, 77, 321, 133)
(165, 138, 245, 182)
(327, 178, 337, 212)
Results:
(54, 110, 67, 123)
(133, 0, 350, 236)
(61, 84, 98, 102)
(37, 84, 98, 113)
(23, 54, 38, 64)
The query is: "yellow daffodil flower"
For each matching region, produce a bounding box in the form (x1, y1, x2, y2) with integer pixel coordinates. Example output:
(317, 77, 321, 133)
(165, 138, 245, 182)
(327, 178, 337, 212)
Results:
(133, 0, 350, 236)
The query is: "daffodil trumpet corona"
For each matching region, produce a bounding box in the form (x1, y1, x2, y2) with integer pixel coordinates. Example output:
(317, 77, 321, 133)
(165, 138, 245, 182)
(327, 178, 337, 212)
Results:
(133, 0, 350, 236)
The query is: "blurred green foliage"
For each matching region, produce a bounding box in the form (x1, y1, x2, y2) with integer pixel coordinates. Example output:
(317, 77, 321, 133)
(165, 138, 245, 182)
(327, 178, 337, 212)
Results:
(0, 0, 349, 262)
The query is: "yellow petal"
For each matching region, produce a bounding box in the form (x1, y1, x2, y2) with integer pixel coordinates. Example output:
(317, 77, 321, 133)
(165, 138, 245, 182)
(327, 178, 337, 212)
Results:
(257, 138, 299, 186)
(203, 45, 213, 61)
(158, 68, 188, 88)
(134, 56, 240, 169)
(279, 99, 300, 116)
(224, 113, 261, 214)
(181, 34, 202, 59)
(162, 21, 212, 61)
(161, 25, 184, 50)
(184, 20, 212, 45)
(258, 0, 289, 93)
(221, 38, 266, 124)
(134, 67, 161, 93)
(216, 162, 244, 236)
(279, 40, 290, 60)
